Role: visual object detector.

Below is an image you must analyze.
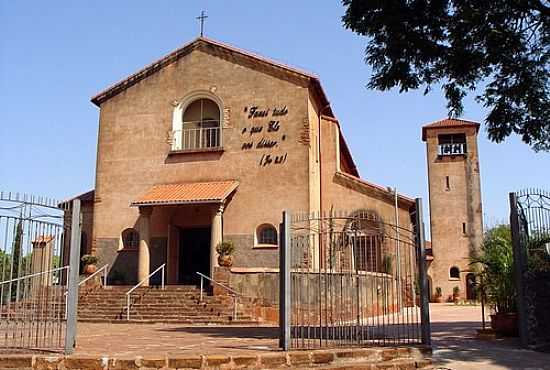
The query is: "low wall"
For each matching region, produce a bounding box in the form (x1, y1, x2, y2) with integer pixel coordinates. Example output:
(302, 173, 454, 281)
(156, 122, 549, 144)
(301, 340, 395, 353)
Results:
(214, 268, 405, 324)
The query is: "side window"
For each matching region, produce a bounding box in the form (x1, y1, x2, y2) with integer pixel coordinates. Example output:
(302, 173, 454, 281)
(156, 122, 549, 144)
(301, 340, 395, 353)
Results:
(450, 266, 460, 279)
(122, 228, 139, 250)
(256, 224, 278, 246)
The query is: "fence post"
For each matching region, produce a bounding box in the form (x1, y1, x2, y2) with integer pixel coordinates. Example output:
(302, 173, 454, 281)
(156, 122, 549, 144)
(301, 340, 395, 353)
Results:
(415, 198, 431, 346)
(279, 210, 290, 350)
(65, 198, 81, 354)
(509, 192, 529, 348)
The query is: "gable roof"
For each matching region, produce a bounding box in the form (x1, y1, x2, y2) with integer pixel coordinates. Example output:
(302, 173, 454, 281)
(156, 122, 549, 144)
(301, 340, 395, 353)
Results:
(91, 36, 332, 115)
(422, 118, 480, 141)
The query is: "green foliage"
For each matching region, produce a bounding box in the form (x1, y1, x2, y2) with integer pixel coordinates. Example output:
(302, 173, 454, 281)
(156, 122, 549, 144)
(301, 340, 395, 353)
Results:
(527, 232, 550, 272)
(216, 241, 235, 256)
(472, 224, 517, 313)
(80, 254, 98, 265)
(435, 286, 442, 297)
(342, 1, 550, 151)
(453, 286, 460, 295)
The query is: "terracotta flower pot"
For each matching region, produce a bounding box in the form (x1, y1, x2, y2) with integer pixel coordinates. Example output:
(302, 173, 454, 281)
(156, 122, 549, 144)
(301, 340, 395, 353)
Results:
(490, 312, 519, 337)
(434, 296, 443, 303)
(218, 255, 233, 267)
(84, 264, 97, 275)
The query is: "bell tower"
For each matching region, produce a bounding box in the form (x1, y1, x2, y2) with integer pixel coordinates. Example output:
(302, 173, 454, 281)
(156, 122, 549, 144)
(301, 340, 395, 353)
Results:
(422, 118, 483, 302)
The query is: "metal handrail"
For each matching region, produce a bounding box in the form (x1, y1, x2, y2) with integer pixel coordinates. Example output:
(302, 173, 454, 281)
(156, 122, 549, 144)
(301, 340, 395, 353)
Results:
(125, 263, 165, 320)
(79, 264, 109, 287)
(196, 271, 241, 320)
(0, 265, 68, 285)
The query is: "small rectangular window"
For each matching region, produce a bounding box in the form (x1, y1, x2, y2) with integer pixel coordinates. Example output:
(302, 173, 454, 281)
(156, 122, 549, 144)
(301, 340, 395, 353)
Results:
(462, 223, 467, 234)
(445, 176, 450, 190)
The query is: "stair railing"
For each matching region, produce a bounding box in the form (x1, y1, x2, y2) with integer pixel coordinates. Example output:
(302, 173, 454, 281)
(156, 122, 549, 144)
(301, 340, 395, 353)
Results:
(79, 264, 109, 287)
(125, 263, 165, 321)
(196, 271, 241, 321)
(63, 264, 109, 319)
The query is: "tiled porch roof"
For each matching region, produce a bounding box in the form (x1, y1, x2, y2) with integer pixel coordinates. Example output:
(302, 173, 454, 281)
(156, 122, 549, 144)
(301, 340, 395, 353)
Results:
(130, 181, 239, 207)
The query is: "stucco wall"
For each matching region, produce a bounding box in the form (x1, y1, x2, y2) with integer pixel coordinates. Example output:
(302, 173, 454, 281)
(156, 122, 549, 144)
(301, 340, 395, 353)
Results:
(92, 46, 314, 278)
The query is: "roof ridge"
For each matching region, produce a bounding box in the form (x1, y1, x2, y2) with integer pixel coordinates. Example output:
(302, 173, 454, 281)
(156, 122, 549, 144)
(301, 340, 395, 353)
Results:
(91, 37, 323, 106)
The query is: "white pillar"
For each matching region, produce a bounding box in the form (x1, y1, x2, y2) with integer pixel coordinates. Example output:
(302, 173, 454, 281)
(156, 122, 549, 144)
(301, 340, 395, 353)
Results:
(210, 204, 224, 276)
(138, 206, 153, 286)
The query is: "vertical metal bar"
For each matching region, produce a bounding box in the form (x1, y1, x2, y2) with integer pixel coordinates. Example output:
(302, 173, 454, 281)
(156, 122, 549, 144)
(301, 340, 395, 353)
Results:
(127, 294, 130, 321)
(200, 276, 204, 302)
(161, 265, 165, 289)
(64, 199, 81, 354)
(414, 198, 431, 345)
(279, 210, 291, 350)
(509, 192, 529, 347)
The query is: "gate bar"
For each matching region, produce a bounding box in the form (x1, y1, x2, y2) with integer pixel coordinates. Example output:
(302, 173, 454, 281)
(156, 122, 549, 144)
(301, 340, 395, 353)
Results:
(65, 199, 81, 354)
(509, 192, 529, 348)
(415, 198, 431, 345)
(279, 210, 290, 350)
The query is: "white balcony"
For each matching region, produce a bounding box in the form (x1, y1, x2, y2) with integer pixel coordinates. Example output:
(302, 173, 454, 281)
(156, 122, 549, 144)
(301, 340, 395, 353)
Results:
(171, 125, 221, 152)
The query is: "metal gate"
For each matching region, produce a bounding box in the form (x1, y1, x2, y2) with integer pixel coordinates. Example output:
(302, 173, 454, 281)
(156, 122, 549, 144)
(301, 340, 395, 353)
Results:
(279, 198, 431, 349)
(510, 189, 550, 350)
(0, 192, 80, 353)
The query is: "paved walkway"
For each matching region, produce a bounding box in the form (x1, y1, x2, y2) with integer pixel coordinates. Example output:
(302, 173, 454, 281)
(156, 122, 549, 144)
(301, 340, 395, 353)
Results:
(73, 304, 550, 368)
(430, 303, 550, 370)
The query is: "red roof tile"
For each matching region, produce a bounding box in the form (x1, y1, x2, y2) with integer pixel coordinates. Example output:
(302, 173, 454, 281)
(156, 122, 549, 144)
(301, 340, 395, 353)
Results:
(130, 181, 239, 207)
(421, 118, 480, 141)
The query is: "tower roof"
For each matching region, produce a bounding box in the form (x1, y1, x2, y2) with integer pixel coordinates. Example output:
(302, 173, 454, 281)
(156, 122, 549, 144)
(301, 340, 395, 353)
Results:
(421, 118, 480, 141)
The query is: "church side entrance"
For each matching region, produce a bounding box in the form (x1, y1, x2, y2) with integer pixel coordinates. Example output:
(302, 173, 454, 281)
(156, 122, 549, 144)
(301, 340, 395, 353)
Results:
(178, 227, 211, 285)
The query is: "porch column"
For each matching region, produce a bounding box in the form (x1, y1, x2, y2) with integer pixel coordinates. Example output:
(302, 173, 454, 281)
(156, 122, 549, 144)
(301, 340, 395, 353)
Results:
(210, 204, 224, 275)
(138, 206, 153, 286)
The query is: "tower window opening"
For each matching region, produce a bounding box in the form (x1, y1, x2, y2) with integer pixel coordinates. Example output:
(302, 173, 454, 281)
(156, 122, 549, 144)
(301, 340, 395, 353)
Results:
(445, 176, 450, 190)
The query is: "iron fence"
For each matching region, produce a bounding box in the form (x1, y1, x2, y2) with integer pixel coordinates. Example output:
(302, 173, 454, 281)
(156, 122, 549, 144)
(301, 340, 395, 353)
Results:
(510, 189, 550, 350)
(279, 199, 430, 349)
(0, 192, 80, 353)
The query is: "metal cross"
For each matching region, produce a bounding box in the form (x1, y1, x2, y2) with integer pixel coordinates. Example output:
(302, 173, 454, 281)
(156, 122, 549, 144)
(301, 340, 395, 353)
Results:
(197, 10, 208, 37)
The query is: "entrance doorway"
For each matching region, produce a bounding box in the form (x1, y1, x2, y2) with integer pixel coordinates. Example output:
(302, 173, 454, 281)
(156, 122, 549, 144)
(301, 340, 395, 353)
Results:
(466, 273, 476, 301)
(179, 227, 211, 285)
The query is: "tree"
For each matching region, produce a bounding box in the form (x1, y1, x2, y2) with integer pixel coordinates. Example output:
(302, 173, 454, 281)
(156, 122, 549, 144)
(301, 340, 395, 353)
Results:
(342, 1, 550, 151)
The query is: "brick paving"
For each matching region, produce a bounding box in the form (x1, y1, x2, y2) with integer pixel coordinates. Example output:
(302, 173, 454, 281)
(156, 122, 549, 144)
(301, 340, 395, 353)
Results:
(75, 323, 280, 357)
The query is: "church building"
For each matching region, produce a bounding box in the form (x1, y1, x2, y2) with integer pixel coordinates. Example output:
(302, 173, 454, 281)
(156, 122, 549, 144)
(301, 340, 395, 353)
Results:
(75, 37, 418, 286)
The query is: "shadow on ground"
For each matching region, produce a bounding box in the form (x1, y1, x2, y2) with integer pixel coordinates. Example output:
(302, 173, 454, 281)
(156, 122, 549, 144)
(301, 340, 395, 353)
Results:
(156, 326, 279, 340)
(431, 321, 550, 370)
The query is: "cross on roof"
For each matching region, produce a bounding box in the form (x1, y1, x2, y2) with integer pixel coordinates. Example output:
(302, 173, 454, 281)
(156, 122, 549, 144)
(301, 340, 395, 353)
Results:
(197, 10, 208, 37)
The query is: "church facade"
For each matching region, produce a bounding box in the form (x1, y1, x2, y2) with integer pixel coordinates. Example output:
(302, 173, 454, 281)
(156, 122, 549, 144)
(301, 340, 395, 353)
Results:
(78, 37, 417, 286)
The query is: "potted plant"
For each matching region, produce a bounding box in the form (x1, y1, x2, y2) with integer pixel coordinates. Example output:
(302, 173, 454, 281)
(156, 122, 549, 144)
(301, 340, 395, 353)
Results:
(434, 287, 443, 303)
(472, 225, 518, 336)
(216, 240, 235, 268)
(81, 254, 99, 275)
(453, 286, 461, 303)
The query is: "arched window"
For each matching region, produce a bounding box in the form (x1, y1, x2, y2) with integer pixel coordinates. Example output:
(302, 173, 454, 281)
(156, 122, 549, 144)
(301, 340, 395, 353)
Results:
(450, 266, 460, 279)
(256, 224, 278, 246)
(122, 228, 139, 250)
(181, 98, 221, 150)
(346, 210, 384, 272)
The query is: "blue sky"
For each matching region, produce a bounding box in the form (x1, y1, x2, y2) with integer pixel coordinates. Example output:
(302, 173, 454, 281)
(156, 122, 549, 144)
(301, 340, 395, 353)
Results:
(1, 1, 548, 228)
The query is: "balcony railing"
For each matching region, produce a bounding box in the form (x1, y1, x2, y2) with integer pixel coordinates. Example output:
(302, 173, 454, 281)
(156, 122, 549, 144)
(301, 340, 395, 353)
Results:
(171, 125, 221, 152)
(438, 143, 467, 156)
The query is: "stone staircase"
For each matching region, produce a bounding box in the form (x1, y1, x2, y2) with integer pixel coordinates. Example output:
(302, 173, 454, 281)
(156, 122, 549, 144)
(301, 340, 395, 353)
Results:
(77, 285, 258, 324)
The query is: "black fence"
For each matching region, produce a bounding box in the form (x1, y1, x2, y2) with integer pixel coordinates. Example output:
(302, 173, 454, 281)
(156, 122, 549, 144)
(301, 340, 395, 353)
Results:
(279, 199, 431, 350)
(510, 189, 550, 350)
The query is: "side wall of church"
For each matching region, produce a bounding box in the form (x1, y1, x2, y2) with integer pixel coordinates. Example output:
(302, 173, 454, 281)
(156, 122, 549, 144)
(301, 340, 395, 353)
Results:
(92, 48, 313, 280)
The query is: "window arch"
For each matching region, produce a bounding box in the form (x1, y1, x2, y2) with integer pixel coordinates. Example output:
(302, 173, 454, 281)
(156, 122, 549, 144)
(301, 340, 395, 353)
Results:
(450, 266, 460, 279)
(346, 210, 384, 272)
(256, 224, 278, 246)
(122, 228, 139, 250)
(178, 97, 221, 150)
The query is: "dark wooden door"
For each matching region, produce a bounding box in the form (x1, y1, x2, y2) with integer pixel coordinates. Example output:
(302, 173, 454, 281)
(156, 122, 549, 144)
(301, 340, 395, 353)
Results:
(179, 227, 211, 285)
